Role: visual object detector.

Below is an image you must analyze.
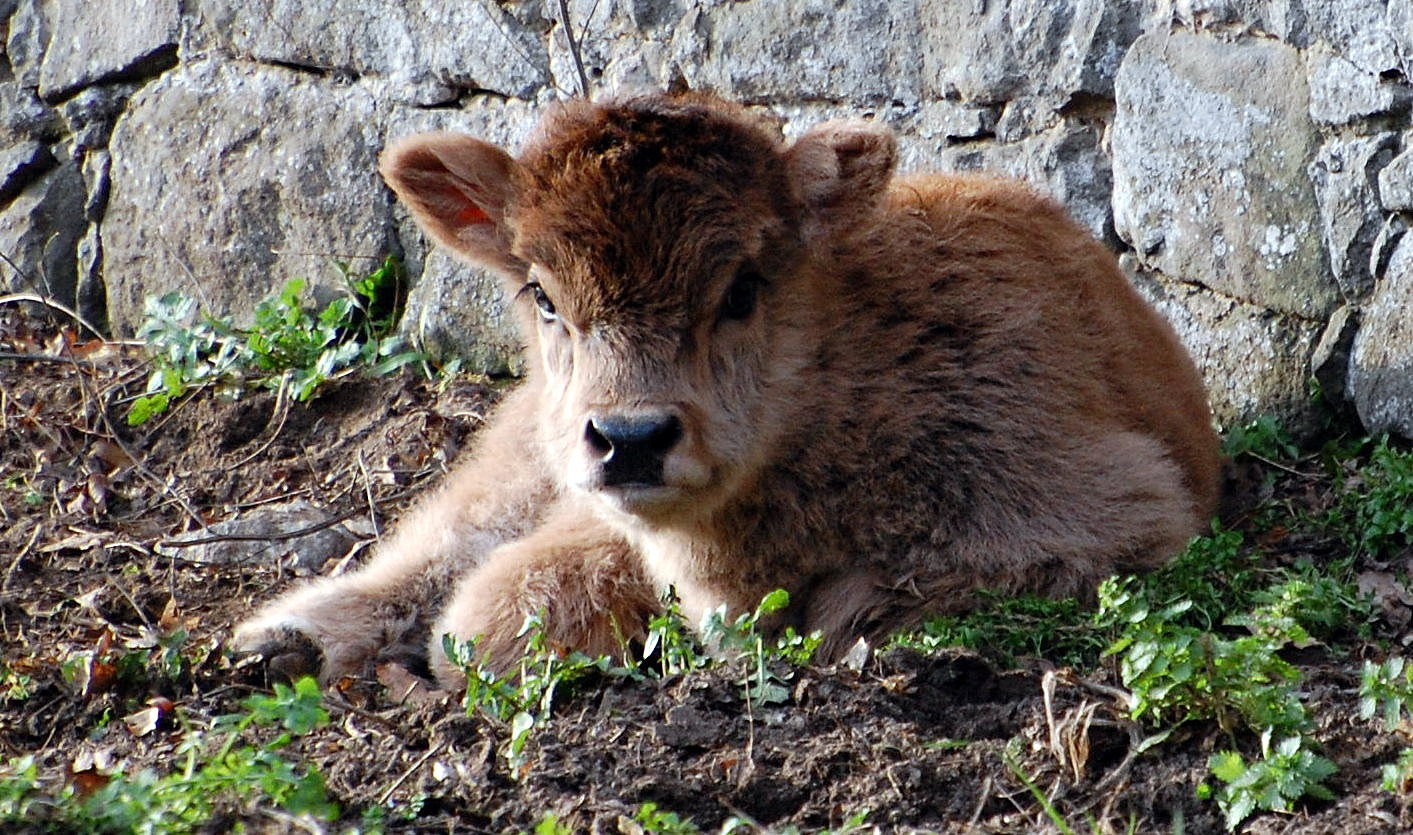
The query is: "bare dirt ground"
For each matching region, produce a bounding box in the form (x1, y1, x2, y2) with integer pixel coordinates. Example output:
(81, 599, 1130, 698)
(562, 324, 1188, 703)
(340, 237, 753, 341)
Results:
(2, 303, 1411, 833)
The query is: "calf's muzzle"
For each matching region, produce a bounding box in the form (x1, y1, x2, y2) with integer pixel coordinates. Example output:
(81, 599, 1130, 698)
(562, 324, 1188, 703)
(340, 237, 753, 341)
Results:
(585, 413, 683, 488)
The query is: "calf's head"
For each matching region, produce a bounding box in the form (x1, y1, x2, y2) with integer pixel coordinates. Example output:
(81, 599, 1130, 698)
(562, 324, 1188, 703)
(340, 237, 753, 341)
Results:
(381, 94, 896, 523)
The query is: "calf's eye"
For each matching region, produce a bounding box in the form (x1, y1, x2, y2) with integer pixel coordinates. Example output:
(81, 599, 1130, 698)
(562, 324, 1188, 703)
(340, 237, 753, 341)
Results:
(525, 282, 558, 323)
(721, 267, 764, 322)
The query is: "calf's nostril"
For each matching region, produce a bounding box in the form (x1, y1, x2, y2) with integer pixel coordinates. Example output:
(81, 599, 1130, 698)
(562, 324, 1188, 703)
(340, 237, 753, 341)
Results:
(585, 420, 613, 456)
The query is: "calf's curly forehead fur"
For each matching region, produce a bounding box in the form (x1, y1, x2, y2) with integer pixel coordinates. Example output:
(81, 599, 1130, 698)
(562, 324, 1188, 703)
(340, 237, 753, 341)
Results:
(233, 91, 1221, 689)
(510, 95, 802, 318)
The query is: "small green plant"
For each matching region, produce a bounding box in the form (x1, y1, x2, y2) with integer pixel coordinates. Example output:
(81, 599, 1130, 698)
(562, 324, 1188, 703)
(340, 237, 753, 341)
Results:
(1360, 656, 1413, 730)
(1136, 523, 1260, 632)
(697, 589, 821, 706)
(1097, 565, 1360, 829)
(0, 677, 336, 832)
(1358, 656, 1413, 795)
(1206, 734, 1336, 831)
(2, 472, 44, 507)
(0, 665, 32, 702)
(446, 590, 817, 774)
(1100, 579, 1309, 738)
(893, 593, 1105, 669)
(1333, 437, 1413, 557)
(643, 594, 714, 678)
(1380, 748, 1413, 793)
(530, 813, 576, 834)
(443, 613, 639, 771)
(631, 801, 700, 834)
(0, 756, 41, 822)
(129, 257, 424, 425)
(1223, 415, 1301, 461)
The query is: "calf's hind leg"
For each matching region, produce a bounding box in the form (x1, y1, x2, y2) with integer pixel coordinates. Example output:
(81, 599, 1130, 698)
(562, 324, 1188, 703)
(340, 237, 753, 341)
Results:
(429, 502, 660, 687)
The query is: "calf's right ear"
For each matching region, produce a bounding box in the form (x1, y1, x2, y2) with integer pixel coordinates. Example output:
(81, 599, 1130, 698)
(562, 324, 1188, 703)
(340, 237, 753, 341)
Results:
(379, 133, 525, 278)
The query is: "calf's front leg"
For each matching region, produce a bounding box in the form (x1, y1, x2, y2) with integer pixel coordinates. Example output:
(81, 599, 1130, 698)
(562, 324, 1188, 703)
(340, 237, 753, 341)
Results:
(429, 500, 660, 687)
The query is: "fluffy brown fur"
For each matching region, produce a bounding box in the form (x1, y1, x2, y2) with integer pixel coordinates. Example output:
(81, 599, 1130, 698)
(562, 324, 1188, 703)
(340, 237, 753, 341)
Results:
(234, 92, 1220, 686)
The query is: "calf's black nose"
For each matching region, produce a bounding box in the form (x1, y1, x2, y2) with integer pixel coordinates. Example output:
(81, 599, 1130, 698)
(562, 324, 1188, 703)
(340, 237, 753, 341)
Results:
(585, 413, 682, 487)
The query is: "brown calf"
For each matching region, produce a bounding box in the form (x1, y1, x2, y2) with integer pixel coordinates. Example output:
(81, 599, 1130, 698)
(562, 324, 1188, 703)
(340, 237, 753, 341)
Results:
(234, 92, 1220, 686)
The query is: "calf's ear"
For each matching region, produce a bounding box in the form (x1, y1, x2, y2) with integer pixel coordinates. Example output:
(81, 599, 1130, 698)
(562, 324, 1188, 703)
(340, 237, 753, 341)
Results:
(784, 120, 897, 241)
(379, 133, 525, 278)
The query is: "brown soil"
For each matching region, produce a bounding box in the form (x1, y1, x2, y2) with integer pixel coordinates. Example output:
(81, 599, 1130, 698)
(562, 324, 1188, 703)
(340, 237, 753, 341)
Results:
(2, 304, 1411, 834)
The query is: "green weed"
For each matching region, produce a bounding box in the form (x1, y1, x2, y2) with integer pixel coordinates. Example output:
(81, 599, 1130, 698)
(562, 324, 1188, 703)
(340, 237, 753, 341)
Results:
(0, 677, 336, 832)
(891, 593, 1106, 669)
(697, 588, 822, 707)
(1205, 735, 1335, 831)
(1331, 437, 1413, 558)
(443, 613, 640, 772)
(1223, 415, 1301, 461)
(128, 257, 424, 425)
(1380, 748, 1413, 793)
(1096, 558, 1369, 829)
(1358, 656, 1413, 795)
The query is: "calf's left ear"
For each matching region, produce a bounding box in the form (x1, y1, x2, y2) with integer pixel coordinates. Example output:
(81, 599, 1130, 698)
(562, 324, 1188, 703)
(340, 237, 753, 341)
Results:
(379, 133, 526, 278)
(784, 120, 897, 241)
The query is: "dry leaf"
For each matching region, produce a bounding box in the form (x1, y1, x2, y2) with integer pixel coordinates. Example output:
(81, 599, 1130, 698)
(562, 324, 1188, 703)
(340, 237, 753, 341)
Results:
(123, 706, 162, 737)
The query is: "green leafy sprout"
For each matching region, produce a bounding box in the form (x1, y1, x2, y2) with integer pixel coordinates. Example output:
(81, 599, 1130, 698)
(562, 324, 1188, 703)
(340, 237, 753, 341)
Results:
(128, 257, 425, 425)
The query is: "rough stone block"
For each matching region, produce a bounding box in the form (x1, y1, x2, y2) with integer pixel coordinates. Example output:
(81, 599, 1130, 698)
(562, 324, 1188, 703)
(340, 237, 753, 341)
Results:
(104, 60, 392, 335)
(1380, 138, 1413, 212)
(1128, 258, 1325, 433)
(0, 160, 85, 309)
(35, 0, 179, 101)
(920, 0, 1140, 106)
(1113, 31, 1333, 318)
(1309, 133, 1400, 297)
(1351, 235, 1413, 437)
(673, 0, 922, 106)
(1308, 47, 1408, 125)
(193, 0, 549, 101)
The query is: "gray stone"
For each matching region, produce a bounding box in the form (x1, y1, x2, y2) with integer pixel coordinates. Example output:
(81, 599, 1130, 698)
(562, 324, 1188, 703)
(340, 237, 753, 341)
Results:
(0, 81, 64, 144)
(1311, 303, 1358, 409)
(103, 60, 393, 335)
(5, 0, 46, 87)
(1300, 0, 1402, 75)
(1155, 0, 1300, 40)
(921, 0, 1141, 106)
(403, 251, 525, 376)
(1308, 134, 1399, 297)
(35, 0, 179, 101)
(193, 0, 550, 102)
(75, 224, 106, 331)
(1351, 236, 1413, 438)
(1308, 47, 1408, 125)
(60, 84, 139, 152)
(155, 499, 370, 569)
(1113, 31, 1333, 318)
(673, 0, 922, 107)
(1392, 2, 1413, 75)
(0, 160, 85, 308)
(912, 100, 1000, 144)
(1380, 139, 1413, 212)
(1370, 215, 1409, 280)
(0, 140, 53, 205)
(1128, 258, 1325, 432)
(78, 149, 110, 221)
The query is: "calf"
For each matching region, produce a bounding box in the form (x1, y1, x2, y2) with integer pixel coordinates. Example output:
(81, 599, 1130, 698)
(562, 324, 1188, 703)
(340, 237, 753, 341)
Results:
(234, 92, 1220, 686)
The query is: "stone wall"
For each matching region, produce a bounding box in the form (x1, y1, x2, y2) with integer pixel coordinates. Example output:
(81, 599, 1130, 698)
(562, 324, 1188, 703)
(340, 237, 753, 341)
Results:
(2, 0, 1410, 434)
